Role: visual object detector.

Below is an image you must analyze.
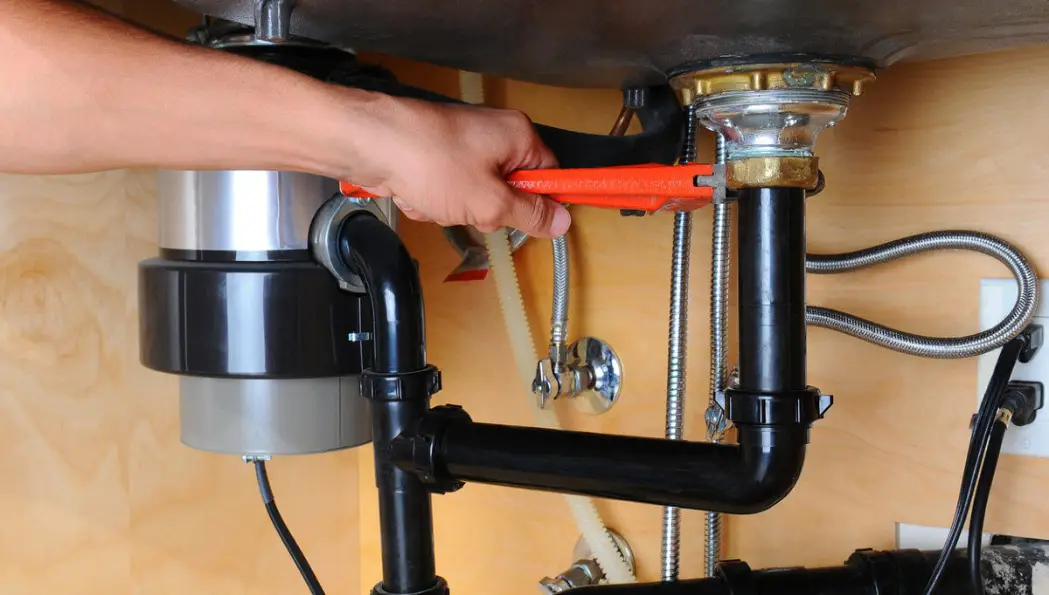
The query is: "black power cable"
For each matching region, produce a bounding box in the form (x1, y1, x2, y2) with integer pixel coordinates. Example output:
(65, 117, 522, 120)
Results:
(254, 460, 326, 595)
(921, 336, 1027, 595)
(967, 418, 1008, 595)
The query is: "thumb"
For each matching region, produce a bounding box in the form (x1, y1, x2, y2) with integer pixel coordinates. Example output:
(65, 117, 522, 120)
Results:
(507, 190, 571, 238)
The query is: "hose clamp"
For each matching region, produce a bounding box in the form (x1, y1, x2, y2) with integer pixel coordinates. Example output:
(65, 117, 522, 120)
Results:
(310, 194, 392, 293)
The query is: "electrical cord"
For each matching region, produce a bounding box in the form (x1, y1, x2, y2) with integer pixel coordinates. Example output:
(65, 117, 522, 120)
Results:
(254, 461, 326, 595)
(968, 418, 1009, 595)
(921, 336, 1026, 595)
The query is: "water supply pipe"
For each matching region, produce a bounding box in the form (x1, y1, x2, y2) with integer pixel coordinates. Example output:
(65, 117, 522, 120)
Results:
(485, 229, 636, 584)
(807, 231, 1038, 358)
(704, 131, 730, 579)
(661, 103, 698, 583)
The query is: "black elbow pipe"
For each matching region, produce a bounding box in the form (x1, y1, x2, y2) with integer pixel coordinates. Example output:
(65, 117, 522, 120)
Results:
(339, 212, 426, 374)
(425, 417, 806, 514)
(387, 185, 823, 515)
(338, 212, 446, 595)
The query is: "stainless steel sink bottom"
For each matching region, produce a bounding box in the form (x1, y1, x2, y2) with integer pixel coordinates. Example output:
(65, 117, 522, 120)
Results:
(174, 0, 1049, 87)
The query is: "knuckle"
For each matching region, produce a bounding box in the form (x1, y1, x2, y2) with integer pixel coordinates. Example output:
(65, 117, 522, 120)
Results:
(525, 196, 547, 231)
(505, 109, 533, 129)
(475, 204, 506, 230)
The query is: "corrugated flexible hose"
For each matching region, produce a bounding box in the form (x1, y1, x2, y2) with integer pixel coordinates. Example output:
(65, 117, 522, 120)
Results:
(551, 235, 569, 360)
(807, 230, 1038, 358)
(484, 229, 636, 584)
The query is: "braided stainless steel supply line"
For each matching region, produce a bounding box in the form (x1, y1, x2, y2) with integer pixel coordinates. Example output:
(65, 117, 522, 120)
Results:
(551, 235, 570, 369)
(807, 231, 1038, 358)
(704, 132, 729, 578)
(662, 105, 698, 582)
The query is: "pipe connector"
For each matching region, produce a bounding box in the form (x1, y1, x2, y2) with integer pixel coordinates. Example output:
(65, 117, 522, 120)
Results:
(254, 0, 296, 42)
(694, 88, 850, 161)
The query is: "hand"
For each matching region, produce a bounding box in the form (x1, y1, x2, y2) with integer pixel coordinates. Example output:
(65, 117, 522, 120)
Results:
(342, 94, 571, 238)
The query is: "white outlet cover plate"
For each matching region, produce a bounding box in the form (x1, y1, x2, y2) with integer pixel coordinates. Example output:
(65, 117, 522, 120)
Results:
(978, 278, 1049, 458)
(896, 522, 991, 550)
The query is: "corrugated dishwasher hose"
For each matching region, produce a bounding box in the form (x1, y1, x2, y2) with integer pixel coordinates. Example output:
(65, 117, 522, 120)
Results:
(484, 229, 636, 584)
(807, 230, 1038, 358)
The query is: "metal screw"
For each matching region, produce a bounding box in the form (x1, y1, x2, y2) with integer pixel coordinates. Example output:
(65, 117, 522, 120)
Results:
(347, 332, 373, 342)
(347, 196, 372, 208)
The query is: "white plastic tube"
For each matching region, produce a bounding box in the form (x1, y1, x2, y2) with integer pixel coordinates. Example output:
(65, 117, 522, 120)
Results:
(484, 230, 636, 584)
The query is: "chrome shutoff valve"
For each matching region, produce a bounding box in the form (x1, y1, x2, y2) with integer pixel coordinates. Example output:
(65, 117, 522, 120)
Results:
(533, 337, 623, 414)
(538, 531, 635, 593)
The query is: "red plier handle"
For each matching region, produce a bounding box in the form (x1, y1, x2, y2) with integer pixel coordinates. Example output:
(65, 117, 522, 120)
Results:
(339, 163, 718, 212)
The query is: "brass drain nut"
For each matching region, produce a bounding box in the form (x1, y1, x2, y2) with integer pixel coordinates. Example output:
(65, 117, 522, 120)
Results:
(726, 157, 819, 189)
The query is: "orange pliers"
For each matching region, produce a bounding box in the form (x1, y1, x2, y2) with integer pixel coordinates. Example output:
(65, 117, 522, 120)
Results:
(339, 163, 723, 213)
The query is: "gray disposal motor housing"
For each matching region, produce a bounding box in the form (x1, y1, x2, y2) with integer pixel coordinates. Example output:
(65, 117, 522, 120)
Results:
(138, 169, 395, 456)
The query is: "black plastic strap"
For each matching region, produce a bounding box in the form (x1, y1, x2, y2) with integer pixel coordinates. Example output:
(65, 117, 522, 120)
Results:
(361, 366, 442, 401)
(725, 387, 830, 425)
(372, 577, 449, 595)
(847, 549, 903, 594)
(404, 406, 472, 494)
(717, 560, 757, 595)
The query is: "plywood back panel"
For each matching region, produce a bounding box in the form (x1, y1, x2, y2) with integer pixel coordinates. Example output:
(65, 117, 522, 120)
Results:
(0, 169, 362, 594)
(360, 45, 1049, 592)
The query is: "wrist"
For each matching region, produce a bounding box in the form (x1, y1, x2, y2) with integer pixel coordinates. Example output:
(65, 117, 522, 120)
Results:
(289, 84, 399, 183)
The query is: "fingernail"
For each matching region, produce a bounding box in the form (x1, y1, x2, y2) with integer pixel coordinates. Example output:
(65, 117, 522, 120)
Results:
(550, 207, 571, 237)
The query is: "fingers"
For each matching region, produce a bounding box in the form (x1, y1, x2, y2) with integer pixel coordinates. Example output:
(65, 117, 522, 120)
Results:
(499, 110, 558, 172)
(505, 190, 571, 238)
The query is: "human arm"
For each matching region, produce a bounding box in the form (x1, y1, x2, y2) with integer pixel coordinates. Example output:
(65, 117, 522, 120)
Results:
(0, 0, 569, 237)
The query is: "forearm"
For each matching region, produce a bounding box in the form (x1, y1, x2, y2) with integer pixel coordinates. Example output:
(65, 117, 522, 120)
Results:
(0, 0, 378, 176)
(0, 0, 570, 237)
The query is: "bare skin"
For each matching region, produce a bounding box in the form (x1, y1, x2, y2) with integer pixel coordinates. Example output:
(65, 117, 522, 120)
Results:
(0, 0, 570, 237)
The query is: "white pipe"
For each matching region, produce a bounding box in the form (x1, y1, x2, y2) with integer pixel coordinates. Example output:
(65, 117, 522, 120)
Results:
(484, 230, 636, 584)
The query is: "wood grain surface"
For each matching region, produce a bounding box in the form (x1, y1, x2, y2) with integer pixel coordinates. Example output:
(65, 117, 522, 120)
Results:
(0, 169, 361, 594)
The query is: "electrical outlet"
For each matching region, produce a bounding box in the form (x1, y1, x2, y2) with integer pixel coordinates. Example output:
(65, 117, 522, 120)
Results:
(896, 522, 991, 550)
(978, 279, 1049, 458)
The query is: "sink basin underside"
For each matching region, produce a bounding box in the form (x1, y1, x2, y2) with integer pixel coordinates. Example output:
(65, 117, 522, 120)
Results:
(174, 0, 1049, 87)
